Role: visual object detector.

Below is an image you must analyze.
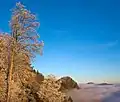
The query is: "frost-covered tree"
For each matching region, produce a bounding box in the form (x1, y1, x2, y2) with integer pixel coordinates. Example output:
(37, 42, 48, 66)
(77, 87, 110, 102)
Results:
(7, 2, 44, 102)
(10, 2, 44, 56)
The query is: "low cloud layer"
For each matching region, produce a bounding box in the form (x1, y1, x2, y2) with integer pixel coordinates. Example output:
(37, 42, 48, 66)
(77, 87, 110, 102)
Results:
(67, 84, 120, 102)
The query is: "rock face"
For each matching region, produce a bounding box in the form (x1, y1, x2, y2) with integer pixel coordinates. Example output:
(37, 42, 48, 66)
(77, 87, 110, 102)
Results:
(57, 76, 80, 91)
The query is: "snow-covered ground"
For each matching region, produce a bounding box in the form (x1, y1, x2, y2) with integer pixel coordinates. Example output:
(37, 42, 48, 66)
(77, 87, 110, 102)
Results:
(67, 84, 120, 102)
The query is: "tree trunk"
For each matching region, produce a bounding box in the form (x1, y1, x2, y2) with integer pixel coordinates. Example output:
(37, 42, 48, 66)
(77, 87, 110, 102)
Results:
(7, 51, 14, 102)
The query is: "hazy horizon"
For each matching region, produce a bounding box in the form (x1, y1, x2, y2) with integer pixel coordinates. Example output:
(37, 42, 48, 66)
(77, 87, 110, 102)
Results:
(0, 0, 120, 83)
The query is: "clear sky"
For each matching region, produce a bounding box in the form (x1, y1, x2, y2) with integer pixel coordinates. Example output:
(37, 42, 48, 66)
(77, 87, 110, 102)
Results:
(0, 0, 120, 83)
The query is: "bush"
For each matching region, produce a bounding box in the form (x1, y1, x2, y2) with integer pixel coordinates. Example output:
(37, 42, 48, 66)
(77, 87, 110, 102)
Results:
(37, 75, 66, 102)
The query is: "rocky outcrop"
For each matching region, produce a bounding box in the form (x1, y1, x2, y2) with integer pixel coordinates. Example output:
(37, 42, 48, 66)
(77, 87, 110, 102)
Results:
(57, 76, 80, 91)
(87, 82, 94, 84)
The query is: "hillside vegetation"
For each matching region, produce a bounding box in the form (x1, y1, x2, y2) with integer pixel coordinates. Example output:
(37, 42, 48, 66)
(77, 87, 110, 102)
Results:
(0, 2, 79, 102)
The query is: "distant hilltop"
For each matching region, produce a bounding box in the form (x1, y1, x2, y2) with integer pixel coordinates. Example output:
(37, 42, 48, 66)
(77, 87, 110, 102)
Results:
(97, 83, 113, 85)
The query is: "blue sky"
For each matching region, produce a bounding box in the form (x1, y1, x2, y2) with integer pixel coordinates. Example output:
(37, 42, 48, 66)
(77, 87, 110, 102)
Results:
(0, 0, 120, 83)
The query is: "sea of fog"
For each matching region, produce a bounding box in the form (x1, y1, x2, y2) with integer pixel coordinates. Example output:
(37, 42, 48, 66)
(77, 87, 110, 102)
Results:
(67, 84, 120, 102)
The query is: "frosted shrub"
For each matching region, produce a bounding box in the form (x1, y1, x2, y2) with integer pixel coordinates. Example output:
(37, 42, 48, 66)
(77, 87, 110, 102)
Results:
(38, 75, 66, 102)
